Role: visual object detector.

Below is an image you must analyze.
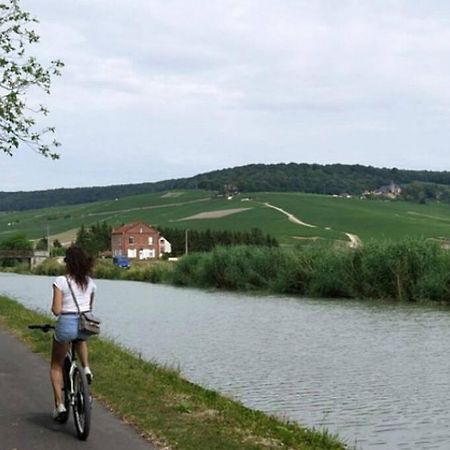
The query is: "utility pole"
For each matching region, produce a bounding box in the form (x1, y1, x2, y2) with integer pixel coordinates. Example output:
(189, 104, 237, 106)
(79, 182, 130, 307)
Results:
(47, 224, 50, 254)
(185, 229, 189, 255)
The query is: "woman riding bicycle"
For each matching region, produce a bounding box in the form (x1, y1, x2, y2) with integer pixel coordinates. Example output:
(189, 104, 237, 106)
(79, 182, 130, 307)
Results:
(50, 246, 96, 421)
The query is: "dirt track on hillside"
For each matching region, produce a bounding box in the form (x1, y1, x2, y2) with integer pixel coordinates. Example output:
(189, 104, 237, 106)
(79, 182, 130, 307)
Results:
(344, 233, 362, 248)
(261, 202, 362, 248)
(263, 203, 317, 228)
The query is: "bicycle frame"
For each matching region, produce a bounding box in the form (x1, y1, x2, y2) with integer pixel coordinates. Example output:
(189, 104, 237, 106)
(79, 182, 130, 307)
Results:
(65, 342, 77, 398)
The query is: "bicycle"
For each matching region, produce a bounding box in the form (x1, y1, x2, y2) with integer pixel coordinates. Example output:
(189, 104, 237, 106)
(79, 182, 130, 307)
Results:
(28, 324, 92, 440)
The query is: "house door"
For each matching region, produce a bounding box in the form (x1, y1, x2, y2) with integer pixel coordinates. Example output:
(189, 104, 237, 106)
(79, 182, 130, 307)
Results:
(142, 249, 154, 259)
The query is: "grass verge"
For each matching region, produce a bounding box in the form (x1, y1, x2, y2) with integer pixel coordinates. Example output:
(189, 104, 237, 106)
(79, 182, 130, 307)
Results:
(0, 296, 348, 450)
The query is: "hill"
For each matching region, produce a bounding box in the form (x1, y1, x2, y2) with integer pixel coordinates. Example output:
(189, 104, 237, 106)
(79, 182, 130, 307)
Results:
(1, 190, 449, 248)
(1, 162, 450, 212)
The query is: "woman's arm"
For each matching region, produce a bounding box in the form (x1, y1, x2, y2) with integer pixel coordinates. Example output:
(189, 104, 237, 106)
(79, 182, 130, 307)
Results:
(90, 292, 95, 311)
(52, 285, 63, 316)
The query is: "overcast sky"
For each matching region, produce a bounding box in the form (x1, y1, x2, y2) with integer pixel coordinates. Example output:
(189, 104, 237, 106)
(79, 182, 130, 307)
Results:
(2, 0, 450, 191)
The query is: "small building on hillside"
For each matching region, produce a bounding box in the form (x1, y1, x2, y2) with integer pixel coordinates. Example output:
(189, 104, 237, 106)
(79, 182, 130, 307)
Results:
(111, 222, 171, 259)
(363, 181, 402, 199)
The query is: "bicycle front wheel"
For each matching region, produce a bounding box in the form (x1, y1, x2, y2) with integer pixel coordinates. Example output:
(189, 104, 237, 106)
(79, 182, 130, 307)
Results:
(72, 366, 91, 440)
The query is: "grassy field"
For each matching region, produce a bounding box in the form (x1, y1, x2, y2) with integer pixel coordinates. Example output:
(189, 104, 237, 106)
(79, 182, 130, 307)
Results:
(252, 193, 450, 242)
(0, 296, 348, 450)
(1, 190, 450, 246)
(0, 190, 213, 242)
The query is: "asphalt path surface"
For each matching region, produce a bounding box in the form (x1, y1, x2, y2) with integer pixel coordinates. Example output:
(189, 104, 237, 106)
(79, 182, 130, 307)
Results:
(0, 326, 157, 450)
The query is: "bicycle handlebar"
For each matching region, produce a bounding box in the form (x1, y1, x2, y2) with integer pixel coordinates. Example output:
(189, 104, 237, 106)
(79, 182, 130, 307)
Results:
(28, 324, 55, 332)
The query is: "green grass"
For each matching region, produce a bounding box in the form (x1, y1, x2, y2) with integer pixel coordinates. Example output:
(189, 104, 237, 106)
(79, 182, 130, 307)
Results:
(1, 190, 450, 246)
(251, 192, 450, 242)
(0, 297, 348, 450)
(0, 190, 213, 241)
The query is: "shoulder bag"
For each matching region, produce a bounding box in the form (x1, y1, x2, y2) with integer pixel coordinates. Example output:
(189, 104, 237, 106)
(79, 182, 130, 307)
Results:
(66, 276, 101, 336)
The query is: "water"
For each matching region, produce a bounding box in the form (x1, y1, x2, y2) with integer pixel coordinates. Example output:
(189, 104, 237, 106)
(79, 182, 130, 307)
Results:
(1, 272, 450, 449)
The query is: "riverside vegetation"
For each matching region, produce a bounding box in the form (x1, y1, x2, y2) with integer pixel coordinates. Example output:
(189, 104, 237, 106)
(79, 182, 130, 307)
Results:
(30, 237, 450, 303)
(0, 296, 347, 450)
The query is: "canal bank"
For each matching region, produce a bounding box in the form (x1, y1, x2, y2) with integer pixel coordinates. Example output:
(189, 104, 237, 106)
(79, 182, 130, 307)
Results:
(0, 295, 347, 450)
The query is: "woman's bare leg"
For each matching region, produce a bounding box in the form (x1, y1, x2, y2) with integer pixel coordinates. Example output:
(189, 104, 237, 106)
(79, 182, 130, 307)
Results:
(75, 340, 89, 368)
(50, 339, 69, 407)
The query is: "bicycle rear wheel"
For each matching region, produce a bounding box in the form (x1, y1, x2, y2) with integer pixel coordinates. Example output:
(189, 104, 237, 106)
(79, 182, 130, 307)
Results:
(58, 356, 71, 424)
(72, 366, 91, 440)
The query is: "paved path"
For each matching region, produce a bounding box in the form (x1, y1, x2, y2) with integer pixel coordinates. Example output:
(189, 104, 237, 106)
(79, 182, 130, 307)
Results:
(0, 326, 157, 450)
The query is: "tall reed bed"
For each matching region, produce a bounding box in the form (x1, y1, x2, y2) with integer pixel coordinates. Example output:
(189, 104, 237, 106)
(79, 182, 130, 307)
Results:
(170, 239, 450, 302)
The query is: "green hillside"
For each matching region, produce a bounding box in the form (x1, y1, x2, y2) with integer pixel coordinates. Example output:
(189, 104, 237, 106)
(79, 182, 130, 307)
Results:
(2, 162, 450, 211)
(252, 193, 450, 242)
(1, 190, 449, 247)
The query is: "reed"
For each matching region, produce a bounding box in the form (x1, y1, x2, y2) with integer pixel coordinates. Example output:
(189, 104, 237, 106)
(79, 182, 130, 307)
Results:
(168, 239, 450, 302)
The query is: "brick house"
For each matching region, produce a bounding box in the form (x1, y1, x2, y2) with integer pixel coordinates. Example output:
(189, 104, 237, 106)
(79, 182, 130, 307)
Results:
(111, 222, 170, 259)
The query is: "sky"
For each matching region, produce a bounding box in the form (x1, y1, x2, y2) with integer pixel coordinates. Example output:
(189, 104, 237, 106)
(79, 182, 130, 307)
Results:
(2, 0, 450, 191)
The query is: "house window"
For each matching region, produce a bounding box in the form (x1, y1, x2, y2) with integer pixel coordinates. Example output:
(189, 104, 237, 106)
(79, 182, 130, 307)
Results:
(148, 237, 153, 245)
(129, 236, 134, 244)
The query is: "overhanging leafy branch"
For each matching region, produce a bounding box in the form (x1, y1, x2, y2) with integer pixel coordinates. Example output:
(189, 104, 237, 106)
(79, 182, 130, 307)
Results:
(0, 0, 63, 158)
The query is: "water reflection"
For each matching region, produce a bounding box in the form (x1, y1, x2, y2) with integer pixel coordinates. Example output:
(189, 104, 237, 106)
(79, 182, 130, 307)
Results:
(1, 273, 450, 449)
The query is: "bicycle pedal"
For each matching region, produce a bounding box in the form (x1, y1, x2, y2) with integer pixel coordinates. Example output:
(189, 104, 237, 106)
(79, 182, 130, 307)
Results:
(53, 410, 68, 423)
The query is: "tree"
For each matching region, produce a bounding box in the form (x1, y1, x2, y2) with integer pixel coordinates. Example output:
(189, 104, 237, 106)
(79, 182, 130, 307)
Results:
(75, 222, 112, 256)
(0, 0, 63, 158)
(35, 236, 47, 250)
(50, 238, 65, 256)
(0, 232, 32, 250)
(75, 225, 90, 251)
(52, 239, 62, 248)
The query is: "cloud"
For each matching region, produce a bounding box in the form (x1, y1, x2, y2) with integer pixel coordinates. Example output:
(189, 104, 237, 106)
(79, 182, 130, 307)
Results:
(27, 0, 450, 116)
(5, 0, 450, 191)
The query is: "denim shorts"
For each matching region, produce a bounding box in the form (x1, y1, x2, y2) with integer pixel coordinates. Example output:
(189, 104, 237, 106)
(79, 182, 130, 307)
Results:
(54, 314, 90, 343)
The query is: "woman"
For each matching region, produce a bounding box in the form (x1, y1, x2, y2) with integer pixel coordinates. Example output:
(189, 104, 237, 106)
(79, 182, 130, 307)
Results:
(50, 246, 96, 421)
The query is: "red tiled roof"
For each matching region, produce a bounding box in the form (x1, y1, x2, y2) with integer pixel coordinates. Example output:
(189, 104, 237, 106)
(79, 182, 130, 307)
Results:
(112, 221, 154, 234)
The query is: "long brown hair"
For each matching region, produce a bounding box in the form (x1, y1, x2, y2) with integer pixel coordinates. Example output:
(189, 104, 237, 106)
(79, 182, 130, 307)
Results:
(65, 246, 94, 290)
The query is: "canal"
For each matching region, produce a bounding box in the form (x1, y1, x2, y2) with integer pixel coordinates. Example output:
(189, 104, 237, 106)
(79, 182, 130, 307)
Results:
(1, 272, 449, 449)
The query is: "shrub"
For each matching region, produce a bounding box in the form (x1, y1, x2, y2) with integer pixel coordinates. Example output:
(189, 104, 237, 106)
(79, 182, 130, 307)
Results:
(93, 260, 121, 280)
(33, 258, 65, 276)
